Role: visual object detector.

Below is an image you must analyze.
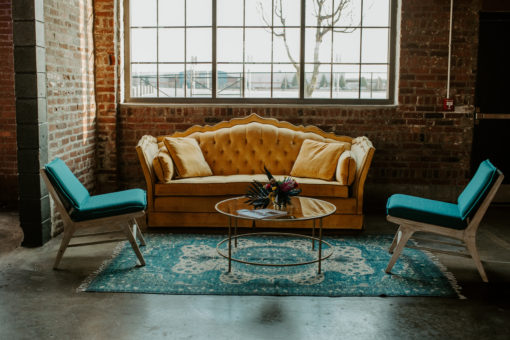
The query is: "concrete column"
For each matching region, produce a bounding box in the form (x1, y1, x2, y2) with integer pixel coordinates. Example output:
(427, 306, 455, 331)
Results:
(13, 0, 50, 246)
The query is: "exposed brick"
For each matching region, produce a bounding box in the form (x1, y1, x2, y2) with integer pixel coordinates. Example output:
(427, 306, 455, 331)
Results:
(0, 0, 16, 208)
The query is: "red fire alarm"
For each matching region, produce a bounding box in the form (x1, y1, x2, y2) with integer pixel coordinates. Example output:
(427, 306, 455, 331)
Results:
(443, 98, 454, 111)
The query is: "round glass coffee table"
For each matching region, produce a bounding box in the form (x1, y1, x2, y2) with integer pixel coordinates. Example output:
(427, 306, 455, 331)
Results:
(215, 196, 336, 274)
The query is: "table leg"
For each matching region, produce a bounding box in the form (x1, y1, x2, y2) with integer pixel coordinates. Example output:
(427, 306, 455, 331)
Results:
(318, 218, 323, 274)
(228, 216, 232, 273)
(312, 219, 316, 250)
(234, 217, 238, 248)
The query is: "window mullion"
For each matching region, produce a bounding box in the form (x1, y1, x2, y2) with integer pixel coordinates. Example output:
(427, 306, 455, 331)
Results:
(358, 0, 364, 99)
(184, 0, 188, 98)
(156, 0, 160, 98)
(212, 0, 217, 98)
(299, 0, 305, 99)
(242, 0, 246, 98)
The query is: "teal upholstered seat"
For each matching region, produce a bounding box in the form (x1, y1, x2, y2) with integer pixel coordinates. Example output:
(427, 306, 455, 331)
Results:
(386, 194, 465, 229)
(71, 189, 147, 221)
(45, 158, 146, 222)
(42, 158, 147, 269)
(385, 160, 503, 282)
(386, 160, 498, 229)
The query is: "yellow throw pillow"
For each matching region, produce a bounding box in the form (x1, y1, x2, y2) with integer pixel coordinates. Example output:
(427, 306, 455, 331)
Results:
(290, 139, 345, 180)
(152, 147, 174, 183)
(163, 137, 213, 178)
(336, 150, 357, 185)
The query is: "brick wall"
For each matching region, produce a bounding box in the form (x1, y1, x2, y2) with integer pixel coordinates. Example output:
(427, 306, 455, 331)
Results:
(94, 0, 120, 192)
(0, 0, 17, 209)
(45, 0, 96, 231)
(95, 0, 481, 208)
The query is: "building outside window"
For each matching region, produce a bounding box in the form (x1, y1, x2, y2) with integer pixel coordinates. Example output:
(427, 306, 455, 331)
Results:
(126, 0, 396, 104)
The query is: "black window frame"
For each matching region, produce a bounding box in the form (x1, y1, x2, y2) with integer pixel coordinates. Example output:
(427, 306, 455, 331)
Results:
(124, 0, 398, 105)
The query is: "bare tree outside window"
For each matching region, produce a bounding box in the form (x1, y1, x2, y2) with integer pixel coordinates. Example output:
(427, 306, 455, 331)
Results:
(259, 0, 357, 97)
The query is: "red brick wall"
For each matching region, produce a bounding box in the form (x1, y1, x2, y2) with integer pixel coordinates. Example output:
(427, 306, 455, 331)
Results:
(95, 0, 481, 205)
(0, 0, 17, 208)
(94, 0, 120, 192)
(45, 0, 96, 230)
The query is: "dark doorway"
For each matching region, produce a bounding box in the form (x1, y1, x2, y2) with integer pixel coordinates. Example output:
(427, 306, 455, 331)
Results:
(472, 11, 510, 190)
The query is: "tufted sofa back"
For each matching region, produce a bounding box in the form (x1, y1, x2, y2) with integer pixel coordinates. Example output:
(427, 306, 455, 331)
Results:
(180, 122, 351, 176)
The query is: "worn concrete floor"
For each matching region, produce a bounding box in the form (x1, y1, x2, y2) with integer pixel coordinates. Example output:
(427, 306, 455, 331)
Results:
(0, 207, 509, 340)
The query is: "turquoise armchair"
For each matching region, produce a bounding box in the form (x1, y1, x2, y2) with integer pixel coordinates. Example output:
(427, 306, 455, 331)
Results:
(41, 158, 147, 269)
(385, 160, 504, 282)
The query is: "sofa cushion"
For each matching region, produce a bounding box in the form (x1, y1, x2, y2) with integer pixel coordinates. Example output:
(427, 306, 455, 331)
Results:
(179, 122, 352, 176)
(154, 174, 349, 197)
(152, 146, 174, 183)
(386, 194, 466, 229)
(336, 150, 356, 185)
(290, 139, 345, 180)
(164, 137, 213, 178)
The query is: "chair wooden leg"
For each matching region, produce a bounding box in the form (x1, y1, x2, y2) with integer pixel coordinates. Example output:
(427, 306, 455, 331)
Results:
(465, 236, 488, 283)
(132, 218, 146, 246)
(53, 225, 76, 269)
(124, 222, 146, 266)
(388, 226, 402, 254)
(385, 228, 414, 273)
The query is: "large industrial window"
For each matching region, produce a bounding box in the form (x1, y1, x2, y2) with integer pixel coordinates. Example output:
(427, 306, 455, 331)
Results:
(125, 0, 397, 104)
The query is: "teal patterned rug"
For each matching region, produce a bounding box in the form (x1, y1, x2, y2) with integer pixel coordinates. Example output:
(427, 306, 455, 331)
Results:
(78, 234, 462, 297)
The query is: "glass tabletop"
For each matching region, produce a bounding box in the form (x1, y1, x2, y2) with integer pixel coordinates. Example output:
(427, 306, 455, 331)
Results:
(215, 196, 336, 221)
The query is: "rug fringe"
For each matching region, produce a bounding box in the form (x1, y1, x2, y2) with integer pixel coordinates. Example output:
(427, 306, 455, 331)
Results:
(420, 248, 466, 299)
(76, 241, 127, 293)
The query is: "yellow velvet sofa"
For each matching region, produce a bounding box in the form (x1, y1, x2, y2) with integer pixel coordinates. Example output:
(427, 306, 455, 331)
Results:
(136, 114, 375, 229)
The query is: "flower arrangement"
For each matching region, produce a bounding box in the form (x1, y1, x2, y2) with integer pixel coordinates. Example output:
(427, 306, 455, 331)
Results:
(245, 166, 302, 210)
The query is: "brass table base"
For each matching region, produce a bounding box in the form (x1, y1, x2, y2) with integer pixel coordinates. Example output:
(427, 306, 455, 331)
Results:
(216, 230, 334, 274)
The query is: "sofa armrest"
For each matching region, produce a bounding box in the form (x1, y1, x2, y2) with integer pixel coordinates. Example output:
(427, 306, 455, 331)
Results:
(350, 137, 375, 214)
(136, 135, 159, 211)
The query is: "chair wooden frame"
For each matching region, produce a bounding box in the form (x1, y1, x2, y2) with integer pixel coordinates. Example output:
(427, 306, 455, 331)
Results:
(41, 169, 147, 269)
(385, 170, 504, 282)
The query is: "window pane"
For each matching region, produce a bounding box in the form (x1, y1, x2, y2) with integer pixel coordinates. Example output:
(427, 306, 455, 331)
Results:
(361, 28, 388, 63)
(305, 29, 331, 63)
(245, 64, 271, 97)
(131, 64, 157, 97)
(363, 0, 389, 27)
(305, 0, 333, 26)
(245, 28, 272, 62)
(245, 0, 271, 27)
(159, 0, 185, 26)
(187, 28, 212, 62)
(217, 28, 243, 62)
(159, 64, 186, 98)
(159, 28, 185, 62)
(273, 28, 299, 63)
(304, 64, 331, 98)
(131, 28, 157, 62)
(333, 29, 360, 63)
(217, 64, 243, 98)
(217, 0, 243, 26)
(186, 0, 212, 26)
(333, 64, 359, 98)
(274, 0, 300, 27)
(335, 0, 361, 27)
(185, 64, 212, 97)
(360, 64, 388, 99)
(273, 64, 299, 98)
(130, 0, 156, 27)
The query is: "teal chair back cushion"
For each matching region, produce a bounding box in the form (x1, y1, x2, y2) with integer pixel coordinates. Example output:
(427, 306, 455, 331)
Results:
(45, 158, 90, 209)
(457, 159, 498, 220)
